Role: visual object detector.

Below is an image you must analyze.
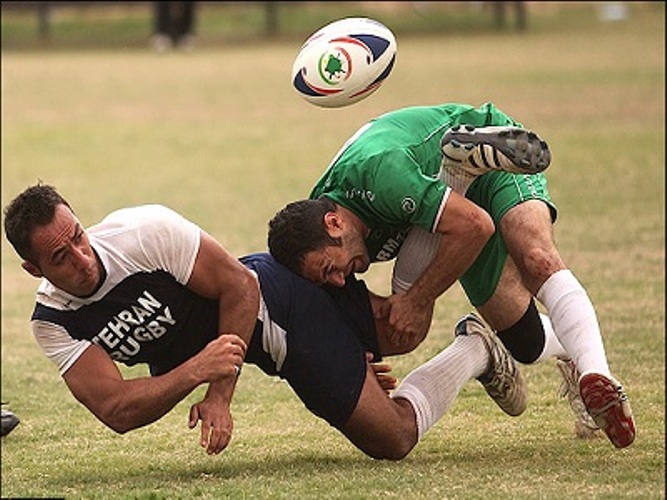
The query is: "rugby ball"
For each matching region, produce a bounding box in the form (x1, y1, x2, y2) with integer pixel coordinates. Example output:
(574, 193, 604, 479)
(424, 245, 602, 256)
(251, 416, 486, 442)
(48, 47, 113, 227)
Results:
(291, 17, 397, 108)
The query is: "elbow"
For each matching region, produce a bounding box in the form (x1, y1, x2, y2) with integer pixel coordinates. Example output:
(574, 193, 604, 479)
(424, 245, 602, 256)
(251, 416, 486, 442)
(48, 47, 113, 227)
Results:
(72, 391, 137, 434)
(109, 423, 131, 435)
(109, 417, 137, 435)
(237, 266, 260, 307)
(95, 402, 142, 434)
(100, 412, 136, 435)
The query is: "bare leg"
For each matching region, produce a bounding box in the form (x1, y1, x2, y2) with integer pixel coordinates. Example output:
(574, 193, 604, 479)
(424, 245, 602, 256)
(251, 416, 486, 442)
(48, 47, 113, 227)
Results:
(500, 200, 609, 375)
(341, 318, 524, 459)
(500, 200, 634, 448)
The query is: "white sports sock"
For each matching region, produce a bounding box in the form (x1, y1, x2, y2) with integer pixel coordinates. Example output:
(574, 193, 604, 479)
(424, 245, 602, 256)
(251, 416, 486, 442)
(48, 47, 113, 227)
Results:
(439, 161, 477, 195)
(392, 335, 487, 440)
(536, 269, 610, 376)
(535, 312, 568, 362)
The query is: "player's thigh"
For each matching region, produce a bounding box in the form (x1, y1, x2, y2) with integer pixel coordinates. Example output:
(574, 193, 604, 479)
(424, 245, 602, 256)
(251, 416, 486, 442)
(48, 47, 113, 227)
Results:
(340, 363, 417, 460)
(476, 255, 533, 331)
(500, 200, 565, 292)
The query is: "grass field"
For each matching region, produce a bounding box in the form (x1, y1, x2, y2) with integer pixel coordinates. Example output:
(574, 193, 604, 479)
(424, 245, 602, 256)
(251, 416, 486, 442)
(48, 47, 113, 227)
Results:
(1, 3, 665, 499)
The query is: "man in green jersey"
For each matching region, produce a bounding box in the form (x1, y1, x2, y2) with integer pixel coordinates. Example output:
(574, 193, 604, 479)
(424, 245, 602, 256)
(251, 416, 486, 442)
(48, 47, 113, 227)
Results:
(268, 102, 635, 449)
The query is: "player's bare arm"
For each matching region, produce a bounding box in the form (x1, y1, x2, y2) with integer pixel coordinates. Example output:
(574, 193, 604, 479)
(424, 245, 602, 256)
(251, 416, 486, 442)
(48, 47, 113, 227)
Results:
(62, 335, 246, 434)
(386, 191, 494, 346)
(187, 230, 260, 345)
(184, 230, 260, 453)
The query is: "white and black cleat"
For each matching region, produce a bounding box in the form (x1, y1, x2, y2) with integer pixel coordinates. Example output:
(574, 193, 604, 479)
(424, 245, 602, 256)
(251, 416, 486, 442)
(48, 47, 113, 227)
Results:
(441, 125, 551, 176)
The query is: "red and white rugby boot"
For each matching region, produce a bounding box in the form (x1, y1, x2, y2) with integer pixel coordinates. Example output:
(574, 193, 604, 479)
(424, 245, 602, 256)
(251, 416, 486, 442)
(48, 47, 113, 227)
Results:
(579, 372, 635, 448)
(556, 358, 600, 439)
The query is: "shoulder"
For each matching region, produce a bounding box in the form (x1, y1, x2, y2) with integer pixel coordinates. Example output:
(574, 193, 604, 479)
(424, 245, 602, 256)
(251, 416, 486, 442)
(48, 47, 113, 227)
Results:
(89, 205, 201, 284)
(91, 205, 199, 242)
(98, 204, 189, 228)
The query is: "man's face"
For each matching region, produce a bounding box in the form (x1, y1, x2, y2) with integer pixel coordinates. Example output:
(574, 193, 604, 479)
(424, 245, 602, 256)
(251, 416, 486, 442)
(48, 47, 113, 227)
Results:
(25, 204, 102, 297)
(300, 227, 370, 287)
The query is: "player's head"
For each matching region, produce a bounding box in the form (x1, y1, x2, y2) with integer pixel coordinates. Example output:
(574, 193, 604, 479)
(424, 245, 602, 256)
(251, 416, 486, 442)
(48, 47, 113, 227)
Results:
(4, 183, 103, 297)
(268, 197, 370, 287)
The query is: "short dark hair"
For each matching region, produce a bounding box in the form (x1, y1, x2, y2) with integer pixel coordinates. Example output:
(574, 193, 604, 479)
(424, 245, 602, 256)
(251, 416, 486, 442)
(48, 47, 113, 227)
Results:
(267, 197, 341, 275)
(4, 183, 71, 262)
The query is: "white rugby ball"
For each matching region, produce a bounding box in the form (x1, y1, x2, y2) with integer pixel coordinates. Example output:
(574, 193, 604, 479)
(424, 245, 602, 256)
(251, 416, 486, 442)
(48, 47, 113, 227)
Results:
(291, 17, 397, 108)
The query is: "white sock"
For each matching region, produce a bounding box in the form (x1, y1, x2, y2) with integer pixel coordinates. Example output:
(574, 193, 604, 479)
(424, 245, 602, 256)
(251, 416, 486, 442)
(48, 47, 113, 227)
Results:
(535, 312, 568, 362)
(536, 269, 610, 376)
(439, 162, 477, 195)
(392, 335, 487, 440)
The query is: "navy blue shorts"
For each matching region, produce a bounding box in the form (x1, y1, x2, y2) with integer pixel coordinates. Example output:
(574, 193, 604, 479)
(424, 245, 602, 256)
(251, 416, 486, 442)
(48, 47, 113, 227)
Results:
(241, 253, 380, 429)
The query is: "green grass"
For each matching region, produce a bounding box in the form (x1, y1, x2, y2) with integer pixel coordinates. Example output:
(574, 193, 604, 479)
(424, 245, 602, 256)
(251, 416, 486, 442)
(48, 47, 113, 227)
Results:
(1, 3, 665, 499)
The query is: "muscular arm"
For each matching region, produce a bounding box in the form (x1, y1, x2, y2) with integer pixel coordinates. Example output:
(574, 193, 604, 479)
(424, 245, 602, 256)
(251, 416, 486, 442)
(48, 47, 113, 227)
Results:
(187, 230, 259, 346)
(64, 230, 258, 447)
(183, 230, 260, 453)
(409, 191, 493, 305)
(63, 337, 246, 434)
(387, 191, 494, 345)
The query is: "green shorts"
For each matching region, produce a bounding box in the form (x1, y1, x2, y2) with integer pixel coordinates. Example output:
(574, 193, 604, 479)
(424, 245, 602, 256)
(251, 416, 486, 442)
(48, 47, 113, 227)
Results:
(461, 172, 557, 306)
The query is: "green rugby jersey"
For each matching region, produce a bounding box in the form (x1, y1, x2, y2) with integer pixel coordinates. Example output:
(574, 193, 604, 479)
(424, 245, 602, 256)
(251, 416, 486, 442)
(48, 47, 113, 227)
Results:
(310, 102, 520, 262)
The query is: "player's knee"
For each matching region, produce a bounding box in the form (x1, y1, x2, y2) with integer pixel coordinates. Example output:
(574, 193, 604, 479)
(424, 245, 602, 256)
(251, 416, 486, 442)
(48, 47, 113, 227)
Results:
(383, 441, 415, 461)
(520, 246, 563, 284)
(348, 412, 417, 460)
(365, 431, 416, 461)
(496, 299, 545, 364)
(471, 207, 495, 243)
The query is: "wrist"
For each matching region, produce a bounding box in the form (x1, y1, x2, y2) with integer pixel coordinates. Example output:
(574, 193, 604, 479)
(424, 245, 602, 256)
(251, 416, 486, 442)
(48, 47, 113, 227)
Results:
(405, 287, 433, 309)
(206, 379, 235, 401)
